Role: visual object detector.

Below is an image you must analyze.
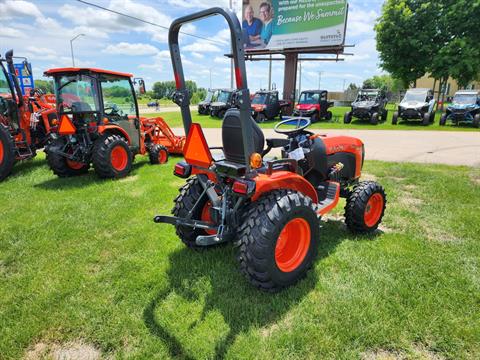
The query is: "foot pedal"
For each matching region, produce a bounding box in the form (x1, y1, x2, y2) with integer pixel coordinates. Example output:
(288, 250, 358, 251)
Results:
(317, 182, 340, 216)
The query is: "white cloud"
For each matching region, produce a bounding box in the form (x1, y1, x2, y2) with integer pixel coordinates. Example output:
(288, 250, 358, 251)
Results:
(167, 0, 229, 9)
(184, 41, 222, 53)
(191, 52, 204, 59)
(214, 56, 229, 64)
(0, 0, 42, 20)
(103, 42, 159, 56)
(0, 27, 26, 38)
(346, 8, 378, 38)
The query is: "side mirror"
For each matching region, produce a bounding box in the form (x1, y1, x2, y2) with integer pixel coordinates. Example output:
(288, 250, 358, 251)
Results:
(5, 49, 13, 64)
(138, 79, 146, 94)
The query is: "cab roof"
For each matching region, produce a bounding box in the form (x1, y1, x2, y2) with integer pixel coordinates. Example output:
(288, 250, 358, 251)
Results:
(407, 88, 431, 93)
(44, 67, 133, 78)
(301, 89, 327, 93)
(455, 90, 478, 95)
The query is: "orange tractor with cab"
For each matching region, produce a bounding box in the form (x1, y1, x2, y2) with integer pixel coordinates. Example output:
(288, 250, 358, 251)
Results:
(44, 68, 185, 178)
(154, 8, 387, 291)
(0, 50, 57, 181)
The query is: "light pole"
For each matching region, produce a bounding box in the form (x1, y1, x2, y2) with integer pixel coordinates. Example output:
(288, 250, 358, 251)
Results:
(209, 67, 213, 89)
(318, 71, 324, 89)
(70, 34, 85, 67)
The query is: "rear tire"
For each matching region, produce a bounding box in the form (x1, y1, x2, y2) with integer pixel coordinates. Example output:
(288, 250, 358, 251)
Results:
(310, 112, 320, 123)
(382, 109, 388, 122)
(473, 114, 480, 128)
(429, 111, 435, 123)
(345, 181, 386, 234)
(325, 111, 333, 121)
(439, 113, 447, 126)
(370, 112, 379, 125)
(149, 144, 169, 164)
(172, 176, 215, 249)
(392, 112, 398, 125)
(0, 124, 15, 182)
(46, 138, 90, 178)
(218, 109, 226, 119)
(92, 134, 132, 178)
(343, 111, 352, 124)
(422, 112, 430, 126)
(236, 190, 320, 291)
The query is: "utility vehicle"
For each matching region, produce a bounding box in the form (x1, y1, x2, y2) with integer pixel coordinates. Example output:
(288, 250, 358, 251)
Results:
(44, 68, 185, 179)
(293, 90, 333, 122)
(209, 89, 236, 118)
(154, 8, 387, 291)
(250, 90, 290, 122)
(439, 90, 480, 128)
(392, 88, 435, 125)
(344, 89, 388, 125)
(198, 89, 218, 115)
(0, 49, 57, 181)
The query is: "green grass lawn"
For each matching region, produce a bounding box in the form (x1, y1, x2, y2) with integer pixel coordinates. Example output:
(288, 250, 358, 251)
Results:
(1, 155, 479, 359)
(145, 104, 480, 132)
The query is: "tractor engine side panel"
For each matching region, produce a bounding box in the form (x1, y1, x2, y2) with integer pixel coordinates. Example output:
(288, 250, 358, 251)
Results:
(318, 135, 364, 179)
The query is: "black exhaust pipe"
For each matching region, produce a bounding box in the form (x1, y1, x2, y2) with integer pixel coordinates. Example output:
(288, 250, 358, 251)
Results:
(5, 50, 24, 108)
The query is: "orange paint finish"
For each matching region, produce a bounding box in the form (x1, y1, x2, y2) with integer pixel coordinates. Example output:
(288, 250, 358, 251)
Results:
(275, 218, 311, 272)
(140, 116, 185, 155)
(311, 134, 364, 178)
(317, 182, 340, 216)
(97, 125, 131, 144)
(251, 171, 318, 203)
(58, 116, 76, 135)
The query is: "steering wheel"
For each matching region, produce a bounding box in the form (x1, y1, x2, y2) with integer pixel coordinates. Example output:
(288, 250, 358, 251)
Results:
(104, 103, 121, 116)
(274, 117, 311, 135)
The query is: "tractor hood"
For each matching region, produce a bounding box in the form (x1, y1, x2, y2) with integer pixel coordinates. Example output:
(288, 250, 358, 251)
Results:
(296, 103, 317, 111)
(353, 100, 376, 109)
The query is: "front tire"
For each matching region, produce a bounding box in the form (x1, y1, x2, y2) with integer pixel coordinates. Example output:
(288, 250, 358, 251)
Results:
(473, 114, 480, 128)
(439, 113, 447, 126)
(236, 190, 320, 291)
(149, 144, 169, 164)
(345, 181, 386, 234)
(422, 112, 430, 126)
(46, 138, 90, 178)
(92, 134, 132, 178)
(392, 112, 399, 125)
(310, 112, 320, 123)
(344, 111, 352, 124)
(0, 124, 15, 182)
(370, 112, 379, 125)
(172, 176, 215, 248)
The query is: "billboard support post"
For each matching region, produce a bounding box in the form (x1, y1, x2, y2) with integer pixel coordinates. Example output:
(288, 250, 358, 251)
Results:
(283, 53, 298, 115)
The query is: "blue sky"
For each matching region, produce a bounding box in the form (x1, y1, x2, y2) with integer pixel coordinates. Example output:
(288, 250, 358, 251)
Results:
(0, 0, 384, 94)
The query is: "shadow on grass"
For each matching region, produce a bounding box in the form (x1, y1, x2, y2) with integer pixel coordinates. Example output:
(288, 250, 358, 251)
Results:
(34, 160, 150, 190)
(143, 220, 376, 359)
(10, 157, 46, 178)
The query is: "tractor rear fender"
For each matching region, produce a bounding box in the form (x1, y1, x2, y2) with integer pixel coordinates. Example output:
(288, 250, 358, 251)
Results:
(98, 125, 131, 144)
(251, 171, 319, 203)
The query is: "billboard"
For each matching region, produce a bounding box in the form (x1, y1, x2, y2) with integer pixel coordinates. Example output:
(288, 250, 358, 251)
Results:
(242, 0, 348, 53)
(11, 63, 34, 95)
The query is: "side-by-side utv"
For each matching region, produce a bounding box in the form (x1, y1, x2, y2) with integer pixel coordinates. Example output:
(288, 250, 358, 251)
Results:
(250, 90, 290, 122)
(439, 90, 480, 128)
(154, 8, 387, 292)
(392, 88, 436, 125)
(209, 89, 236, 119)
(198, 88, 218, 115)
(293, 90, 333, 122)
(44, 68, 185, 179)
(344, 89, 388, 125)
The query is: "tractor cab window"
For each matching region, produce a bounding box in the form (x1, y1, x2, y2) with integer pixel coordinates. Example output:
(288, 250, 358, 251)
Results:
(358, 92, 377, 102)
(56, 74, 99, 114)
(252, 93, 267, 104)
(100, 75, 136, 119)
(0, 66, 12, 97)
(299, 92, 319, 104)
(204, 90, 215, 102)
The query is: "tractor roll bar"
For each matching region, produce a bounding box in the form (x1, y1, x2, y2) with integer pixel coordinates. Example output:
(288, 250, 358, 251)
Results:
(168, 7, 255, 170)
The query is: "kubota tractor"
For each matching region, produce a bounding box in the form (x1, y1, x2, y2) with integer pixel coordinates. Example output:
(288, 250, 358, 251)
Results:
(154, 8, 387, 291)
(44, 68, 185, 179)
(0, 50, 57, 181)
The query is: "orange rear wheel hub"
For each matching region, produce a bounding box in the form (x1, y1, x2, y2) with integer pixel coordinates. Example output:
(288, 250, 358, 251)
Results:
(158, 149, 167, 164)
(111, 145, 128, 171)
(275, 218, 311, 272)
(0, 139, 4, 164)
(364, 193, 384, 227)
(66, 159, 84, 170)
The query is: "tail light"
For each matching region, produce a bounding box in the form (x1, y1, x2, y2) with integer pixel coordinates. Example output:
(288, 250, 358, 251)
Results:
(174, 161, 192, 178)
(232, 179, 255, 196)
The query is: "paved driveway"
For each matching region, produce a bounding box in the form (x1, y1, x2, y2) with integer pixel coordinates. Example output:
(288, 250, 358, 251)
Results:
(171, 128, 480, 167)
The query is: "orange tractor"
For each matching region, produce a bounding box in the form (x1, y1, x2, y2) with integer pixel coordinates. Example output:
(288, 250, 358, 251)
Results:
(0, 50, 57, 181)
(44, 68, 185, 178)
(154, 8, 387, 291)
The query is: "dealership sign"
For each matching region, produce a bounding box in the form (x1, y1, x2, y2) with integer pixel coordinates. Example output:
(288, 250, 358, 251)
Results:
(242, 0, 348, 52)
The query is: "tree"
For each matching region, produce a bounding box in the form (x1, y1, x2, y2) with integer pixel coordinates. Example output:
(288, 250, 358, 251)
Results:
(362, 74, 403, 92)
(34, 79, 53, 93)
(152, 80, 199, 99)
